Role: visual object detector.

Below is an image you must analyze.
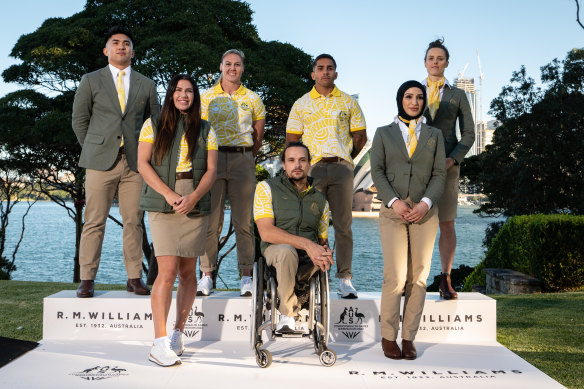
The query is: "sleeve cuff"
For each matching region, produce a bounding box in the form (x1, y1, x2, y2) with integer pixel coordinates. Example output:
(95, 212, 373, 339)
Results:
(387, 197, 398, 208)
(421, 197, 433, 209)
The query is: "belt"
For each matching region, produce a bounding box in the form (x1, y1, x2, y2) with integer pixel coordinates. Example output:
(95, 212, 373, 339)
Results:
(175, 172, 193, 180)
(218, 146, 253, 153)
(319, 157, 343, 163)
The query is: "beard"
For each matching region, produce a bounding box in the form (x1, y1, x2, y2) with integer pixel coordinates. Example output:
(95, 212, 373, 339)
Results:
(286, 170, 307, 183)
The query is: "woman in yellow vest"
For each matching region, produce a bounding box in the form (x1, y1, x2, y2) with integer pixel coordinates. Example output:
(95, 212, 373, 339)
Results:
(370, 80, 446, 360)
(137, 74, 218, 367)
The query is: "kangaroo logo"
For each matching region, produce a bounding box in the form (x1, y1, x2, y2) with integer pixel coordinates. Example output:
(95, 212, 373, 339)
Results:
(334, 306, 368, 341)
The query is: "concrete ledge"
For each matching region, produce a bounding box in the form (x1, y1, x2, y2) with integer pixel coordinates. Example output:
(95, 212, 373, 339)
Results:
(485, 268, 543, 294)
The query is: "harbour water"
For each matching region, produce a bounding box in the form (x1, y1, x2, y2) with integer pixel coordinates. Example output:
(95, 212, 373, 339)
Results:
(5, 202, 504, 292)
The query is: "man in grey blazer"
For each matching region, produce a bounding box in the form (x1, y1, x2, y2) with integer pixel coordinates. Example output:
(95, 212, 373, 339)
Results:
(422, 39, 475, 299)
(72, 26, 160, 298)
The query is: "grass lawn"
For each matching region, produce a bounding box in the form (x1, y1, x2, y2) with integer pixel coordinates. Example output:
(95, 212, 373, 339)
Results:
(494, 292, 584, 388)
(1, 281, 582, 387)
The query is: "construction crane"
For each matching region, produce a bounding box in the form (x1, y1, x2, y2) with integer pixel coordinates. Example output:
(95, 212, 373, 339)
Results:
(457, 61, 470, 79)
(476, 49, 485, 123)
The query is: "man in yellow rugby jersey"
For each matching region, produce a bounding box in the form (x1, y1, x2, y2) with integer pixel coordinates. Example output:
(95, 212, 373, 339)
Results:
(198, 49, 266, 297)
(286, 54, 367, 299)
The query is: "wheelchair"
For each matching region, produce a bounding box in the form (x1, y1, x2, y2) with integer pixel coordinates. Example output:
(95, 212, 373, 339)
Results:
(250, 255, 337, 368)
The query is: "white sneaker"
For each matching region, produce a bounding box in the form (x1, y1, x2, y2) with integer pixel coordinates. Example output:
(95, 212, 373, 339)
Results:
(240, 276, 252, 297)
(276, 314, 296, 333)
(337, 278, 358, 299)
(149, 338, 181, 367)
(169, 329, 184, 356)
(197, 275, 213, 296)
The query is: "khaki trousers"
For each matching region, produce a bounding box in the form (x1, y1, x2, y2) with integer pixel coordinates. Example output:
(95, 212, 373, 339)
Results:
(379, 202, 438, 341)
(200, 151, 255, 273)
(310, 159, 353, 279)
(79, 154, 144, 280)
(264, 244, 317, 316)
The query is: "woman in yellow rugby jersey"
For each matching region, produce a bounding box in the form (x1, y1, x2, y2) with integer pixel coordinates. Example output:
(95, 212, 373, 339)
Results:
(137, 74, 218, 367)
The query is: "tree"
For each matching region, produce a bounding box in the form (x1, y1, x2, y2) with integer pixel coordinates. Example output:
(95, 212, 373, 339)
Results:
(462, 48, 584, 217)
(0, 157, 37, 279)
(0, 0, 313, 282)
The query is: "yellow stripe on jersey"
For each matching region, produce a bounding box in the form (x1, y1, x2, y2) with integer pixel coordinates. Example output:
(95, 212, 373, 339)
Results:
(253, 181, 330, 239)
(286, 86, 366, 166)
(138, 118, 218, 172)
(200, 83, 266, 147)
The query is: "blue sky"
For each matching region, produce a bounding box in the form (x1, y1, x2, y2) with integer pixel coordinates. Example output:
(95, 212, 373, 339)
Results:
(1, 0, 582, 137)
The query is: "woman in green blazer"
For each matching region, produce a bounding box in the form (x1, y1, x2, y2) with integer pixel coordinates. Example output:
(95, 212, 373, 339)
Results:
(370, 80, 446, 360)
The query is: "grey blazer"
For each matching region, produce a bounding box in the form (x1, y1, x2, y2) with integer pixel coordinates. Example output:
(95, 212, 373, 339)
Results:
(72, 66, 160, 172)
(423, 85, 474, 163)
(370, 122, 446, 206)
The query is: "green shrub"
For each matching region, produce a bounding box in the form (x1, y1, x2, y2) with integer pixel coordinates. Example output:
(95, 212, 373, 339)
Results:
(483, 215, 584, 291)
(462, 261, 486, 292)
(427, 264, 474, 292)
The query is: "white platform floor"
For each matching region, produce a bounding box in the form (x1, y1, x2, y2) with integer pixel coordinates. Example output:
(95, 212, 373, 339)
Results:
(0, 339, 564, 388)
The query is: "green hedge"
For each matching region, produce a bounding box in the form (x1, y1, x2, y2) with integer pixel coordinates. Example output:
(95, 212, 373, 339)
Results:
(464, 215, 584, 291)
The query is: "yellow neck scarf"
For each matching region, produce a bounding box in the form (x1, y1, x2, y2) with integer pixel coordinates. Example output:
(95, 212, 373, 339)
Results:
(399, 116, 418, 158)
(427, 77, 445, 120)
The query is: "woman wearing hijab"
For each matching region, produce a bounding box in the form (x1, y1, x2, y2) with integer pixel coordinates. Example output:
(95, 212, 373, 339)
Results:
(137, 74, 218, 367)
(370, 80, 446, 360)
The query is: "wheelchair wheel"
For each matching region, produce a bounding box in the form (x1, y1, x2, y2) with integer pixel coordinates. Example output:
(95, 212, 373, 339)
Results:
(313, 270, 330, 353)
(319, 348, 337, 367)
(256, 349, 272, 368)
(251, 259, 265, 350)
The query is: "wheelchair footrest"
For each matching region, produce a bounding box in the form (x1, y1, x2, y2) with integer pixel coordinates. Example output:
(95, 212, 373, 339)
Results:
(275, 331, 306, 338)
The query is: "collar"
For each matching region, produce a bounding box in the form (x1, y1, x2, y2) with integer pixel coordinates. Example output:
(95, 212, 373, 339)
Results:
(213, 82, 245, 95)
(108, 64, 131, 77)
(394, 116, 427, 125)
(421, 77, 451, 89)
(309, 85, 341, 99)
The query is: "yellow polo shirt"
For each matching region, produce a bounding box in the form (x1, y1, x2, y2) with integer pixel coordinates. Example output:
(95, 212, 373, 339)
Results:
(139, 118, 218, 173)
(253, 181, 330, 239)
(200, 83, 266, 147)
(286, 86, 366, 165)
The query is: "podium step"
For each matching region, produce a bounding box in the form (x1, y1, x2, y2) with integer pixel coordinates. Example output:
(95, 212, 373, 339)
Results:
(43, 291, 495, 343)
(0, 340, 563, 389)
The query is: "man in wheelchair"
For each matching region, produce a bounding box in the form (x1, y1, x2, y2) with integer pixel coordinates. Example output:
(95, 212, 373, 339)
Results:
(253, 142, 334, 333)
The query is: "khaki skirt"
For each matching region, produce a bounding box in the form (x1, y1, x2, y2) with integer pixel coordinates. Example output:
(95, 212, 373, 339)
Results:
(148, 179, 209, 258)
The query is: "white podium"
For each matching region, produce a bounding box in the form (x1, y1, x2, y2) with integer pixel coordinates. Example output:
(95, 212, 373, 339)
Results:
(43, 291, 495, 343)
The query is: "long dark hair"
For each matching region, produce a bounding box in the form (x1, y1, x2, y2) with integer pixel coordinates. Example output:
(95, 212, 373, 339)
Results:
(153, 74, 201, 165)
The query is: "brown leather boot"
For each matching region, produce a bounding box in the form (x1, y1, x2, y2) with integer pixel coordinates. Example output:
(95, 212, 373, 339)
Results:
(382, 338, 402, 359)
(401, 340, 417, 360)
(127, 278, 151, 295)
(76, 280, 94, 298)
(439, 272, 458, 300)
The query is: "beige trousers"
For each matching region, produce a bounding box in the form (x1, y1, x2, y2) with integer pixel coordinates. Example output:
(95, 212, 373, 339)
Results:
(264, 244, 317, 317)
(310, 159, 354, 279)
(200, 150, 255, 273)
(379, 202, 438, 341)
(79, 154, 144, 280)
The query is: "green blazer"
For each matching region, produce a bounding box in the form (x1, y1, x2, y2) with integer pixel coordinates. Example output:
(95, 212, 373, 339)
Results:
(72, 66, 160, 172)
(370, 122, 446, 206)
(423, 85, 474, 163)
